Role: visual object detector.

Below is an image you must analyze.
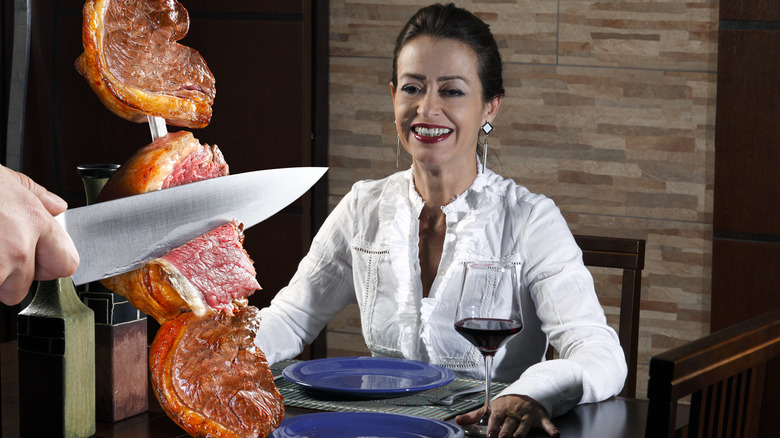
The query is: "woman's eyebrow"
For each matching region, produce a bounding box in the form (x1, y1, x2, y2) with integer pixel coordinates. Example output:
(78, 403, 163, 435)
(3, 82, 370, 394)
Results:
(400, 73, 469, 84)
(438, 75, 468, 82)
(400, 73, 426, 81)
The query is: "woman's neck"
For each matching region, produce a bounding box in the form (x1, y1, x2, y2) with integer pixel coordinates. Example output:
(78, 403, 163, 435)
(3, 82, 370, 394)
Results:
(412, 162, 477, 208)
(412, 159, 476, 298)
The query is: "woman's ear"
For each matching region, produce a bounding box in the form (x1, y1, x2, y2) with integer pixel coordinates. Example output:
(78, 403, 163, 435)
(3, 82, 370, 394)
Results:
(389, 82, 396, 101)
(485, 95, 502, 122)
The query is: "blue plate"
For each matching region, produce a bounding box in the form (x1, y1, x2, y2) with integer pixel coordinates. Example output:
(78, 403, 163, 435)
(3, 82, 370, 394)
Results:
(271, 412, 464, 438)
(282, 356, 455, 397)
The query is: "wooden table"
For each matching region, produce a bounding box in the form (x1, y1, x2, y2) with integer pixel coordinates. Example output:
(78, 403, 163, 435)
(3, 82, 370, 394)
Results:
(527, 397, 649, 438)
(2, 341, 651, 437)
(38, 399, 646, 438)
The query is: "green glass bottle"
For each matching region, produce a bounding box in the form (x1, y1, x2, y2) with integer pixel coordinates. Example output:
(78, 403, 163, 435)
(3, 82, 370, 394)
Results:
(77, 163, 119, 208)
(17, 278, 96, 437)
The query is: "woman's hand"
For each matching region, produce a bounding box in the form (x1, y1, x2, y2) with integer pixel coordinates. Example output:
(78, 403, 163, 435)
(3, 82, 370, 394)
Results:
(455, 394, 559, 438)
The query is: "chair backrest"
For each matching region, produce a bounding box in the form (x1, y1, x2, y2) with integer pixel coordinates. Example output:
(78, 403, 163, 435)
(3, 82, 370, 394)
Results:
(546, 235, 645, 398)
(646, 308, 780, 438)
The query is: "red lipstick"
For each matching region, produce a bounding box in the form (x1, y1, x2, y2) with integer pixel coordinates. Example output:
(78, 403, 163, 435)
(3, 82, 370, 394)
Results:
(412, 124, 453, 144)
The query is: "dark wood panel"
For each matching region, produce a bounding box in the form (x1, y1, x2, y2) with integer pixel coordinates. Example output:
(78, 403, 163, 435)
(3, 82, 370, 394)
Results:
(183, 17, 307, 172)
(759, 359, 780, 437)
(1, 0, 13, 160)
(713, 29, 780, 236)
(245, 212, 304, 310)
(720, 0, 780, 22)
(21, 4, 88, 196)
(714, 0, 780, 426)
(177, 0, 305, 15)
(711, 239, 780, 332)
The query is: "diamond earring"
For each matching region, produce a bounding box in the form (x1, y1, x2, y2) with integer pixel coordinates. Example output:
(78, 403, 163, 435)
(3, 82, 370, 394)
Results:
(396, 135, 400, 168)
(481, 121, 493, 173)
(393, 119, 400, 168)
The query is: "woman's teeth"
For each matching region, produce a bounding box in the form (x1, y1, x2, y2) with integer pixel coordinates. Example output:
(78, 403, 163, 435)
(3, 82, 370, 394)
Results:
(414, 127, 452, 137)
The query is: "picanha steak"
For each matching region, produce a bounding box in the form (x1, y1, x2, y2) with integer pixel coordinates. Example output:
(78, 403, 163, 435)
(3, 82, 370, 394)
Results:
(101, 220, 260, 323)
(97, 132, 260, 322)
(79, 1, 284, 435)
(96, 131, 282, 435)
(150, 306, 284, 437)
(76, 0, 216, 128)
(97, 130, 228, 203)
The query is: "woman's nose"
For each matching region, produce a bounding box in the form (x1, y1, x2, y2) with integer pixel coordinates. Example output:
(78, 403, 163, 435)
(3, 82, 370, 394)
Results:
(417, 90, 442, 118)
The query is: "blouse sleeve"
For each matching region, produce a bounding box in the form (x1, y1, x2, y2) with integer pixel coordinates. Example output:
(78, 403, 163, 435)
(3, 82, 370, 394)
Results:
(254, 191, 357, 364)
(495, 197, 627, 418)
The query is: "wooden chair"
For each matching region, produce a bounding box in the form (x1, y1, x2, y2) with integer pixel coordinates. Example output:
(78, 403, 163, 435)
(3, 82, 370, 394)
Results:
(646, 308, 780, 438)
(546, 235, 646, 398)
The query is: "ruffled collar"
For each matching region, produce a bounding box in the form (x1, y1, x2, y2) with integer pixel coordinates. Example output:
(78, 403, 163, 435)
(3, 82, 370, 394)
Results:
(404, 160, 493, 215)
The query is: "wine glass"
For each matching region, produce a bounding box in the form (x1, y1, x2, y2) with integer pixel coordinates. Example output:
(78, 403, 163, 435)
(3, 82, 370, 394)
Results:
(454, 261, 523, 437)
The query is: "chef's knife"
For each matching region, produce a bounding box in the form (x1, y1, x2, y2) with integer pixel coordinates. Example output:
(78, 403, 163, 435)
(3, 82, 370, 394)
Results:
(55, 167, 327, 286)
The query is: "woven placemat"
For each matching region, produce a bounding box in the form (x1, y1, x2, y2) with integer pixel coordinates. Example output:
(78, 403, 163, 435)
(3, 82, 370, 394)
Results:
(271, 359, 508, 421)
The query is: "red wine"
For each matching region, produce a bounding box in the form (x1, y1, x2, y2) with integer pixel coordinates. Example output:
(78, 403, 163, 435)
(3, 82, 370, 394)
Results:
(454, 317, 523, 355)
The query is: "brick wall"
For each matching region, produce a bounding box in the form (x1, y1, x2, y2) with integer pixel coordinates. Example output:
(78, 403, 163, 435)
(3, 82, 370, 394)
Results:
(325, 0, 718, 398)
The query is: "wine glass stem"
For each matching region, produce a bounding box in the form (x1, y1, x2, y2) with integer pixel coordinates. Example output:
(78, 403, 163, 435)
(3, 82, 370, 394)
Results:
(481, 354, 494, 421)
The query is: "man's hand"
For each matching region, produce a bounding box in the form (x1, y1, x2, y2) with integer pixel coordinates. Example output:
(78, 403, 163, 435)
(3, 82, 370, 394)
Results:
(0, 164, 79, 305)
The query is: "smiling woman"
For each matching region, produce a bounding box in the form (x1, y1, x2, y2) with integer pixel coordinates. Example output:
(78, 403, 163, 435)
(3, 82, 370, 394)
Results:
(390, 36, 500, 187)
(387, 8, 505, 302)
(253, 4, 626, 438)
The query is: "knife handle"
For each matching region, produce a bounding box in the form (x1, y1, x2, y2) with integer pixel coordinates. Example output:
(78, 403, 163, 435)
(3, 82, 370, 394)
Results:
(17, 277, 96, 436)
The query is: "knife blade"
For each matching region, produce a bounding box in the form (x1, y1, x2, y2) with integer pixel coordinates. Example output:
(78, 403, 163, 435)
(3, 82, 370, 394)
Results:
(55, 167, 327, 286)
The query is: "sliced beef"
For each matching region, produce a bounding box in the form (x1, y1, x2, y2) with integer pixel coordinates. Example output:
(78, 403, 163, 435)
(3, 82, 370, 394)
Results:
(96, 131, 228, 202)
(97, 131, 258, 323)
(162, 220, 260, 314)
(163, 144, 227, 189)
(101, 221, 260, 323)
(76, 0, 215, 128)
(150, 306, 284, 437)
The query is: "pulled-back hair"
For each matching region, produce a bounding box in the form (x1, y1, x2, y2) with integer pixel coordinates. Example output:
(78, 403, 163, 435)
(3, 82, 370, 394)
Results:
(391, 3, 505, 102)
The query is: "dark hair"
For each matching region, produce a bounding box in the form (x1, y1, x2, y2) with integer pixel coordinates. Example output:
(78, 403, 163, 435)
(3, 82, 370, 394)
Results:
(391, 3, 505, 103)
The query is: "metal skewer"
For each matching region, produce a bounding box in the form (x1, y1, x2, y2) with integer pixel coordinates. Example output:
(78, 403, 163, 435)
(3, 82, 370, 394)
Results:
(147, 115, 168, 140)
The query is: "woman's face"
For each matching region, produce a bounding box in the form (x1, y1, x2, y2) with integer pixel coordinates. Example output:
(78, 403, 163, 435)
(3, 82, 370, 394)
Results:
(391, 36, 500, 174)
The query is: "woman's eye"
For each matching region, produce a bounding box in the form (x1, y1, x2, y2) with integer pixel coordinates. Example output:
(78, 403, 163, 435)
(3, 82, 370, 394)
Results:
(401, 85, 420, 94)
(442, 88, 465, 97)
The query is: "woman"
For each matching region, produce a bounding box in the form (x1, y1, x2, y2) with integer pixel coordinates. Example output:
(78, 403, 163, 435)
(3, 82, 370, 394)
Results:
(255, 4, 625, 437)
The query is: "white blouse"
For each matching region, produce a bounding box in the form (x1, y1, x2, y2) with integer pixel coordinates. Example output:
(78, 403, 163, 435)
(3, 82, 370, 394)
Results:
(255, 166, 626, 417)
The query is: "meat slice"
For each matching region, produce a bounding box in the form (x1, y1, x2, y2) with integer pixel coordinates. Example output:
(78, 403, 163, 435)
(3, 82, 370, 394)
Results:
(96, 130, 258, 323)
(76, 0, 215, 128)
(96, 131, 228, 202)
(162, 221, 260, 313)
(101, 220, 260, 323)
(150, 306, 284, 438)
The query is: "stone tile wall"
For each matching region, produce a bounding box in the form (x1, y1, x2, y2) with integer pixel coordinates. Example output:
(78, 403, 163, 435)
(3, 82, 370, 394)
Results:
(325, 0, 718, 398)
